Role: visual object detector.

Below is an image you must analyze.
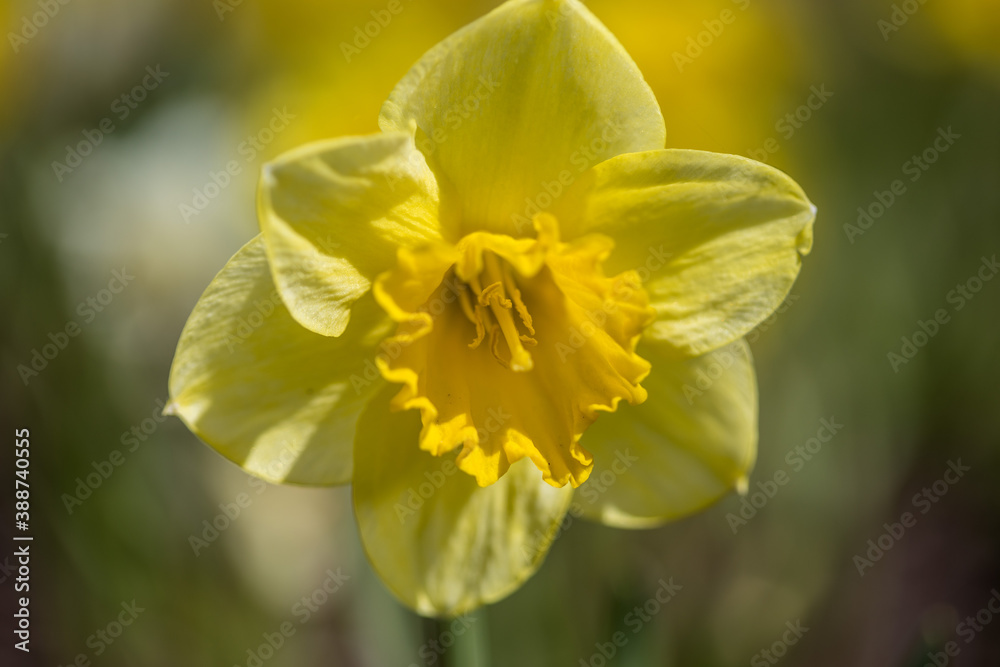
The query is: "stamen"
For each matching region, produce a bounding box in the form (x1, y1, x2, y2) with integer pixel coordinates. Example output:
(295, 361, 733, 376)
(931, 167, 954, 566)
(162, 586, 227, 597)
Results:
(488, 324, 510, 370)
(458, 287, 487, 349)
(488, 295, 533, 371)
(457, 284, 478, 323)
(504, 262, 535, 335)
(459, 251, 537, 371)
(483, 254, 533, 371)
(477, 281, 511, 309)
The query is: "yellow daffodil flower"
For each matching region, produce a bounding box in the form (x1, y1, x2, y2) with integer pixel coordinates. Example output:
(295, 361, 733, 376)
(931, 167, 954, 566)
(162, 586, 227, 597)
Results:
(167, 0, 816, 617)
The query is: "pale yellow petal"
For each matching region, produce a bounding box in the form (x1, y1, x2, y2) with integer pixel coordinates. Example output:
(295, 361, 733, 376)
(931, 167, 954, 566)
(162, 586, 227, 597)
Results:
(575, 339, 758, 528)
(258, 132, 441, 337)
(352, 388, 573, 617)
(167, 236, 393, 485)
(554, 149, 816, 356)
(379, 0, 665, 237)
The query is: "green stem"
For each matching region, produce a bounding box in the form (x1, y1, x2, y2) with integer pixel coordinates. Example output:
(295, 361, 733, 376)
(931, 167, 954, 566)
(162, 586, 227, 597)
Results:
(424, 609, 491, 667)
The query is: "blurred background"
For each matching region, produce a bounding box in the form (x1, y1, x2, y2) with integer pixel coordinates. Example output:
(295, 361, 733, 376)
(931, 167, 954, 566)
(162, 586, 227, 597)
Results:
(1, 0, 999, 665)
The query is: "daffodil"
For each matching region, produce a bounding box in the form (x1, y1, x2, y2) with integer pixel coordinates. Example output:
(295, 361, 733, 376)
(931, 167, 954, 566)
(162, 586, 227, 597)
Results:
(167, 0, 815, 617)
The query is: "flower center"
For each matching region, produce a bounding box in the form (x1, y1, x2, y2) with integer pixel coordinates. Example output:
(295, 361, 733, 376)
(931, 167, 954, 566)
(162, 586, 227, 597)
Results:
(372, 214, 653, 488)
(459, 251, 536, 372)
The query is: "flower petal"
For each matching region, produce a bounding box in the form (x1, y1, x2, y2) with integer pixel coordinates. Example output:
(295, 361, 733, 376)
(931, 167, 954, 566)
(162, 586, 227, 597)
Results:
(353, 387, 573, 617)
(258, 132, 441, 337)
(167, 236, 394, 485)
(554, 149, 816, 356)
(575, 339, 757, 528)
(379, 0, 665, 237)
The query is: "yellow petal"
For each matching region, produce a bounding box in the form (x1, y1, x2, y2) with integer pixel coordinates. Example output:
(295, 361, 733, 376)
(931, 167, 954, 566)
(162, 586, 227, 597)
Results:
(379, 0, 665, 238)
(555, 149, 816, 356)
(258, 132, 441, 337)
(575, 339, 758, 528)
(167, 236, 394, 485)
(352, 387, 573, 617)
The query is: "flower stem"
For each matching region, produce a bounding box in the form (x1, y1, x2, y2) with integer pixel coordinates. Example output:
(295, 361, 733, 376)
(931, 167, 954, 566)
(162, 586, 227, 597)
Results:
(423, 609, 490, 666)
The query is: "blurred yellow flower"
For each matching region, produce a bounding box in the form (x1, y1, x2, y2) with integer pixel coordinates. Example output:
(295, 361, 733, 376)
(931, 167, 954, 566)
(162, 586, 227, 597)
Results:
(926, 0, 1000, 68)
(167, 0, 815, 616)
(238, 0, 485, 147)
(593, 0, 805, 154)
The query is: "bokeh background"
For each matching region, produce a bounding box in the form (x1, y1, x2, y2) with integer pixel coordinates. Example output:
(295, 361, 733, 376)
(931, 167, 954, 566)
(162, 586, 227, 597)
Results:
(2, 0, 999, 665)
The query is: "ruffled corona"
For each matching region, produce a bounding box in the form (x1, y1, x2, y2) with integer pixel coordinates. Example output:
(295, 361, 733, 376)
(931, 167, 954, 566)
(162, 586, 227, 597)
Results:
(373, 214, 654, 488)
